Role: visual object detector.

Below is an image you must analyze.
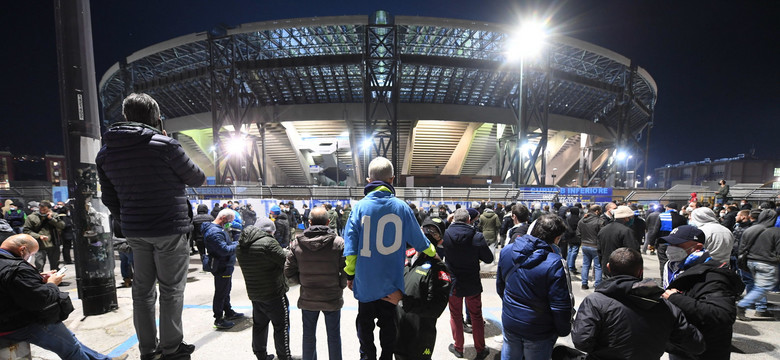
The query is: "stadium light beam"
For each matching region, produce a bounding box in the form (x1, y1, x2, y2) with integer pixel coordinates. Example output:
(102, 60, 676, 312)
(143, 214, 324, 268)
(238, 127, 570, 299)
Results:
(615, 151, 629, 161)
(506, 20, 548, 62)
(226, 135, 247, 156)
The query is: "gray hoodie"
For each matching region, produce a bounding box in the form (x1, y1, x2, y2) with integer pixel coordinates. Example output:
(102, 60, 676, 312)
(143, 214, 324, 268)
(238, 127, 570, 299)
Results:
(690, 208, 734, 264)
(739, 209, 779, 264)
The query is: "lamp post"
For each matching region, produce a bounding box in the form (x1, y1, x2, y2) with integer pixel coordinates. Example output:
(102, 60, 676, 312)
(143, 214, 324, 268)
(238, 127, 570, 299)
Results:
(551, 167, 558, 185)
(507, 20, 547, 187)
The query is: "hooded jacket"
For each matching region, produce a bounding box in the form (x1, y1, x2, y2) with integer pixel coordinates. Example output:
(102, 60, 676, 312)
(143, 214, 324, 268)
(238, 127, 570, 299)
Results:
(689, 208, 734, 264)
(95, 122, 205, 237)
(572, 276, 704, 360)
(191, 204, 215, 244)
(740, 210, 779, 264)
(273, 212, 291, 248)
(478, 209, 501, 244)
(496, 234, 572, 340)
(576, 213, 601, 248)
(443, 222, 494, 297)
(237, 225, 289, 301)
(284, 225, 346, 311)
(665, 261, 744, 360)
(202, 222, 236, 274)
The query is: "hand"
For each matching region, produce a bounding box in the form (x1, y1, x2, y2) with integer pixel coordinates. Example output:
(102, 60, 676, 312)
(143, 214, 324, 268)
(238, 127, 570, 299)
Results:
(40, 235, 49, 242)
(662, 288, 680, 300)
(46, 271, 64, 285)
(347, 279, 353, 291)
(381, 290, 403, 305)
(47, 212, 53, 219)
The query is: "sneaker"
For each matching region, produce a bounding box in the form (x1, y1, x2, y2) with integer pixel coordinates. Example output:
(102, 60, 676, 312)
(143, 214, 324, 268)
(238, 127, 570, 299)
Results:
(569, 268, 580, 275)
(214, 318, 236, 329)
(464, 324, 473, 334)
(448, 344, 464, 358)
(161, 342, 195, 359)
(581, 284, 589, 290)
(736, 307, 751, 322)
(224, 311, 245, 321)
(258, 356, 274, 360)
(111, 355, 129, 360)
(753, 310, 774, 318)
(474, 348, 490, 360)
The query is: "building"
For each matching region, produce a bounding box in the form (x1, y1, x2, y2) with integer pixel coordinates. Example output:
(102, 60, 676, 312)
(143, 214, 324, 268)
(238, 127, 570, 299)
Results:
(654, 154, 780, 188)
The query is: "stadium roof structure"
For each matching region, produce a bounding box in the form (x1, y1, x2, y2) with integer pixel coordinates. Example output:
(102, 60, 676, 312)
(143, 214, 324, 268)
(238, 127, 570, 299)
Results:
(99, 12, 657, 187)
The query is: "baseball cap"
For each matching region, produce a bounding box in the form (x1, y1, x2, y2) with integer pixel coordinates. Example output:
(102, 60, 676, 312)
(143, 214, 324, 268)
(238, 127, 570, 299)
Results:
(659, 225, 706, 245)
(422, 217, 445, 236)
(270, 205, 281, 215)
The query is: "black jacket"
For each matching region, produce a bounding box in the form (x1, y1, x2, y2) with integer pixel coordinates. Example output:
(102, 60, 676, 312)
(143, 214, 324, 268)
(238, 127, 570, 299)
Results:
(572, 276, 704, 360)
(666, 261, 744, 360)
(191, 204, 215, 244)
(721, 209, 738, 231)
(0, 249, 61, 331)
(597, 221, 640, 272)
(442, 222, 494, 297)
(647, 211, 687, 247)
(563, 209, 582, 245)
(274, 212, 291, 248)
(96, 122, 205, 237)
(237, 226, 289, 301)
(400, 249, 452, 318)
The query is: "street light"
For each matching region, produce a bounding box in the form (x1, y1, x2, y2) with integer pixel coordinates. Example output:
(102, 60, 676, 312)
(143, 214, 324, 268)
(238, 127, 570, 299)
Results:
(551, 167, 558, 185)
(506, 19, 548, 187)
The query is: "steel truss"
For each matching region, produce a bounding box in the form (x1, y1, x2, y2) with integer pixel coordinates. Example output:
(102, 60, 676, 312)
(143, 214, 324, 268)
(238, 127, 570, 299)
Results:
(208, 31, 263, 184)
(363, 12, 399, 182)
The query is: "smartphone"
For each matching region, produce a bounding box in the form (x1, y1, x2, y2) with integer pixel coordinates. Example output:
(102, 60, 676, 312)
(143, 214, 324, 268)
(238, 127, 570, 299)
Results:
(56, 267, 67, 276)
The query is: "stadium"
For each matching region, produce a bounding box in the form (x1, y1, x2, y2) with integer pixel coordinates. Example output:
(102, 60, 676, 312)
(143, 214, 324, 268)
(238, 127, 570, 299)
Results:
(98, 11, 657, 191)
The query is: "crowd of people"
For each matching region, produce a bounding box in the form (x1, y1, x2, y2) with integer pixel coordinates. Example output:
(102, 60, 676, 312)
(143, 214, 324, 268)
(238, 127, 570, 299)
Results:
(1, 92, 778, 360)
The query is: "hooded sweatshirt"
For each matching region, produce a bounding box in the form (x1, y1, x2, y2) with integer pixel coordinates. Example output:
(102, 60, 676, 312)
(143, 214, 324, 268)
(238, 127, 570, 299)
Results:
(284, 225, 347, 311)
(572, 276, 704, 360)
(690, 208, 734, 264)
(496, 234, 572, 340)
(478, 209, 501, 245)
(740, 209, 779, 264)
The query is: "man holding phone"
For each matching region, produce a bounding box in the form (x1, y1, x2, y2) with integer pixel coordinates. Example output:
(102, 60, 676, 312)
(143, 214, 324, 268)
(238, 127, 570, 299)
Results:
(23, 200, 65, 273)
(0, 234, 125, 359)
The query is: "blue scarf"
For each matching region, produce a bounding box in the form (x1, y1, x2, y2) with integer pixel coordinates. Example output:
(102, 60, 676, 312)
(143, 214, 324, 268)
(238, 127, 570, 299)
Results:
(363, 180, 395, 196)
(669, 249, 712, 284)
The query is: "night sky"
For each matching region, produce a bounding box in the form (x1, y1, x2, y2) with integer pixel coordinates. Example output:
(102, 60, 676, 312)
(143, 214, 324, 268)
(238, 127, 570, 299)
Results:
(2, 1, 778, 174)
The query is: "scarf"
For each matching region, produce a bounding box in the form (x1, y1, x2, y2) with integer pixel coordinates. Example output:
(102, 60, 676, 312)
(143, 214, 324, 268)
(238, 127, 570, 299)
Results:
(668, 249, 712, 284)
(364, 180, 395, 196)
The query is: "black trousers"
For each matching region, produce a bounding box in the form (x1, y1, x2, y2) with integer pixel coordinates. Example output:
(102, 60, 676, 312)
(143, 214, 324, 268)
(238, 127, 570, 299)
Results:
(35, 246, 60, 272)
(394, 311, 438, 360)
(212, 268, 234, 319)
(62, 235, 74, 263)
(656, 243, 669, 278)
(252, 295, 291, 360)
(356, 299, 398, 360)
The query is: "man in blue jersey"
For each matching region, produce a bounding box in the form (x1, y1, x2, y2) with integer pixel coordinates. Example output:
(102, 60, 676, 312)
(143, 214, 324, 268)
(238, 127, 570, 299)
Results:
(343, 157, 439, 360)
(647, 203, 687, 277)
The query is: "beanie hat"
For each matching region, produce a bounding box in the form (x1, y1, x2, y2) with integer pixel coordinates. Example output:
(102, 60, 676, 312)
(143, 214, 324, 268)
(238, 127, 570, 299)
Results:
(467, 208, 480, 221)
(255, 217, 276, 233)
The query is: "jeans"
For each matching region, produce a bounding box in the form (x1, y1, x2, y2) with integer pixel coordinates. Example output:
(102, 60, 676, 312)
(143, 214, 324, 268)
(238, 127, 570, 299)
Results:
(501, 331, 556, 360)
(448, 294, 485, 353)
(119, 251, 134, 279)
(1, 322, 110, 360)
(738, 261, 777, 312)
(252, 296, 292, 360)
(356, 300, 397, 360)
(580, 246, 602, 287)
(567, 244, 580, 270)
(301, 309, 341, 360)
(127, 234, 190, 355)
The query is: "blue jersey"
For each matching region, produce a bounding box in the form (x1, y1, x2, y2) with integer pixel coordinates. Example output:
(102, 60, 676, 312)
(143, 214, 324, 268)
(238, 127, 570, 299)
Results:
(343, 189, 432, 302)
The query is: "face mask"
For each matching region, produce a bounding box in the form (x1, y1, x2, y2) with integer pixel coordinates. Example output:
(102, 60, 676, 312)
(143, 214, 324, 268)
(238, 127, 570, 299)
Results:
(223, 223, 231, 231)
(667, 245, 689, 263)
(626, 218, 635, 227)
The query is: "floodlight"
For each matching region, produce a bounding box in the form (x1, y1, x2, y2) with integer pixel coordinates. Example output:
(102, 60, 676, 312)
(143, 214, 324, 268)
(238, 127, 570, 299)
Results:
(226, 136, 246, 155)
(361, 139, 373, 151)
(506, 20, 548, 61)
(520, 142, 536, 154)
(615, 151, 628, 161)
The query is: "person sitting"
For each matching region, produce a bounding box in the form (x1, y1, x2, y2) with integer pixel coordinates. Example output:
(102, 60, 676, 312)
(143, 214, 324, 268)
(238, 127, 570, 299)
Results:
(0, 234, 126, 360)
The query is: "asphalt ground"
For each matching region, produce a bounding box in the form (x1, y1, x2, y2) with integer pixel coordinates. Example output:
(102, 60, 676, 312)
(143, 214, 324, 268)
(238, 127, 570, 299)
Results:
(27, 249, 780, 360)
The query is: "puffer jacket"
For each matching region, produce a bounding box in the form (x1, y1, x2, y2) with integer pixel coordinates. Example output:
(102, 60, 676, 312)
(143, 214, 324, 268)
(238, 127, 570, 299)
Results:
(237, 225, 289, 301)
(576, 213, 600, 248)
(202, 222, 236, 274)
(496, 234, 572, 340)
(284, 225, 346, 311)
(740, 210, 778, 264)
(666, 261, 744, 360)
(572, 276, 704, 360)
(478, 209, 501, 245)
(442, 222, 494, 297)
(274, 212, 291, 248)
(191, 204, 214, 244)
(96, 122, 205, 237)
(690, 208, 734, 264)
